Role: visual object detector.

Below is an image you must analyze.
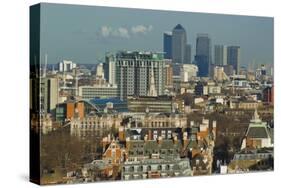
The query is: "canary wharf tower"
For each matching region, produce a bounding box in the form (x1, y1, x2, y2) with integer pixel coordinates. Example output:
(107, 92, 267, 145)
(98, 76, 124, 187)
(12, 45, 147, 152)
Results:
(172, 24, 187, 64)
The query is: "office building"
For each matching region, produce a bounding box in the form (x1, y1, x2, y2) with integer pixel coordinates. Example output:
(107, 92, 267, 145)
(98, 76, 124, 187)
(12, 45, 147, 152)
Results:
(222, 64, 234, 76)
(213, 66, 228, 81)
(96, 63, 105, 79)
(195, 34, 211, 76)
(58, 60, 77, 72)
(227, 46, 241, 74)
(127, 96, 183, 113)
(56, 101, 85, 122)
(195, 55, 208, 77)
(214, 45, 227, 66)
(104, 55, 116, 85)
(163, 32, 172, 59)
(180, 64, 198, 82)
(78, 84, 119, 99)
(172, 24, 187, 64)
(185, 44, 192, 64)
(40, 77, 59, 115)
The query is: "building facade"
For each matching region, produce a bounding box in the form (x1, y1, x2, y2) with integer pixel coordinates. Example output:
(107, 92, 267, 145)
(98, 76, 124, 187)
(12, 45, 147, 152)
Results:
(165, 62, 173, 88)
(172, 24, 187, 64)
(195, 34, 212, 77)
(214, 45, 227, 66)
(180, 64, 198, 82)
(185, 44, 192, 64)
(105, 51, 166, 99)
(213, 66, 228, 81)
(227, 46, 241, 74)
(241, 110, 273, 149)
(163, 32, 172, 59)
(58, 60, 77, 72)
(127, 96, 184, 113)
(70, 112, 122, 139)
(40, 77, 59, 115)
(78, 84, 119, 99)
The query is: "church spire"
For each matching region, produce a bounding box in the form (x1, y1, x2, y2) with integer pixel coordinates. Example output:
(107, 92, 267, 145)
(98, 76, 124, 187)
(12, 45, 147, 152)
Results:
(253, 108, 259, 120)
(147, 65, 157, 97)
(251, 108, 261, 123)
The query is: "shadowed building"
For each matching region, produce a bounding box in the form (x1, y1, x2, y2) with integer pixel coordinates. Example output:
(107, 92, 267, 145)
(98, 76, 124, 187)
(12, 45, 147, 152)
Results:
(172, 24, 187, 64)
(195, 34, 211, 77)
(227, 46, 241, 74)
(214, 45, 227, 66)
(163, 32, 172, 59)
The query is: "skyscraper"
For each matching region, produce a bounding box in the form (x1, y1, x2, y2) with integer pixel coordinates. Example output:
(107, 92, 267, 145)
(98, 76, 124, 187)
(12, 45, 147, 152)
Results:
(195, 55, 208, 77)
(195, 34, 211, 76)
(214, 45, 227, 66)
(105, 51, 166, 99)
(172, 24, 187, 64)
(96, 63, 105, 79)
(163, 32, 172, 59)
(185, 44, 192, 64)
(227, 46, 241, 74)
(40, 77, 59, 115)
(104, 55, 116, 85)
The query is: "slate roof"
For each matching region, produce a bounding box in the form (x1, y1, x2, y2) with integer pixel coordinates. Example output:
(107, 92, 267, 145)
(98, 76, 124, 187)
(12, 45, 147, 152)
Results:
(247, 127, 269, 139)
(127, 139, 181, 158)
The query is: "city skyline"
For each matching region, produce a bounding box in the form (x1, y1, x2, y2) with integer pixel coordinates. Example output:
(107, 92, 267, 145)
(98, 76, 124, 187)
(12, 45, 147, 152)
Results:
(30, 3, 274, 185)
(40, 3, 273, 67)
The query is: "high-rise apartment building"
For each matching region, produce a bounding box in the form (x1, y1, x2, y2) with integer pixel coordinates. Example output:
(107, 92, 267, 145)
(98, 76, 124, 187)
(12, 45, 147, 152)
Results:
(214, 45, 227, 66)
(163, 32, 172, 59)
(227, 46, 241, 74)
(105, 51, 166, 99)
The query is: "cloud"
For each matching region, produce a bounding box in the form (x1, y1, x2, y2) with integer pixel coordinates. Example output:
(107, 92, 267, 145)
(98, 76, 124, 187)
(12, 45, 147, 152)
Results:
(114, 27, 130, 38)
(99, 26, 130, 39)
(131, 25, 153, 35)
(100, 26, 112, 37)
(98, 25, 153, 39)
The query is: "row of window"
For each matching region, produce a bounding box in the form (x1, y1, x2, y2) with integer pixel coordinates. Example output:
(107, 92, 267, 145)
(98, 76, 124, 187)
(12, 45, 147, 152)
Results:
(122, 163, 179, 173)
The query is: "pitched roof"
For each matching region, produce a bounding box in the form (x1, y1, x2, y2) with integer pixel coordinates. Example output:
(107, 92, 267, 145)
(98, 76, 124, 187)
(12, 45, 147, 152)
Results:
(247, 127, 269, 139)
(173, 24, 185, 30)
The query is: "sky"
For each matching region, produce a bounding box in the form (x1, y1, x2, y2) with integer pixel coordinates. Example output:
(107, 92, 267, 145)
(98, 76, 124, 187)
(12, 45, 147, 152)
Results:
(39, 3, 273, 67)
